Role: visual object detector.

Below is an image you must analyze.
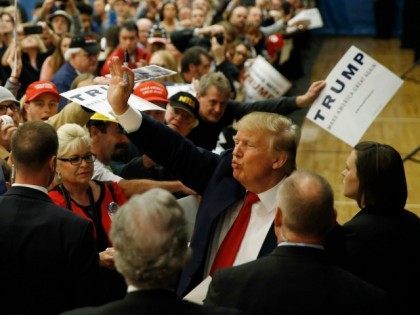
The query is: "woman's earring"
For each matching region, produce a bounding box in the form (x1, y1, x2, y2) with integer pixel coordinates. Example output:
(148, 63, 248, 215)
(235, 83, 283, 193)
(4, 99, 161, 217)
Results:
(56, 171, 61, 182)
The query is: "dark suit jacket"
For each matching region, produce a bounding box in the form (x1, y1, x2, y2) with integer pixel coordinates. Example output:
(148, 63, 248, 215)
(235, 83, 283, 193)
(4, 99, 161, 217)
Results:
(62, 289, 241, 315)
(127, 115, 278, 296)
(341, 207, 420, 314)
(0, 186, 101, 315)
(205, 246, 389, 315)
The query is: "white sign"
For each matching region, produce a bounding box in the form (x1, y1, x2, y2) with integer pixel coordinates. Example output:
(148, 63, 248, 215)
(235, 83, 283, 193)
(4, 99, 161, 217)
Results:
(61, 85, 165, 120)
(107, 65, 177, 83)
(166, 84, 196, 98)
(243, 56, 292, 102)
(288, 8, 323, 29)
(306, 46, 403, 147)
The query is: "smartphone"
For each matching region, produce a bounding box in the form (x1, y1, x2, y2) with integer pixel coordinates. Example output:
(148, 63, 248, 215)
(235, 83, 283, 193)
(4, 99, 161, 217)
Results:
(23, 25, 44, 36)
(215, 33, 224, 45)
(0, 0, 10, 8)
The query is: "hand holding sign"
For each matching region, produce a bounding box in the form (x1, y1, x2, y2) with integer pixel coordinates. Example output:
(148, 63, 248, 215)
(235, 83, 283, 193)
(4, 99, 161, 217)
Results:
(306, 46, 403, 147)
(296, 80, 326, 108)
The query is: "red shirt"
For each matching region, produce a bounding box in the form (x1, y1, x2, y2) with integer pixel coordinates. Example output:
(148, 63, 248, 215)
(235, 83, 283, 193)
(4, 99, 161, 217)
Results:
(49, 181, 126, 250)
(101, 46, 149, 76)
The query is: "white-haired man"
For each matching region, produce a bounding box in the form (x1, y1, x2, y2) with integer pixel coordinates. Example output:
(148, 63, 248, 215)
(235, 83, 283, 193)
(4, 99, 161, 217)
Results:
(63, 188, 240, 315)
(52, 34, 99, 109)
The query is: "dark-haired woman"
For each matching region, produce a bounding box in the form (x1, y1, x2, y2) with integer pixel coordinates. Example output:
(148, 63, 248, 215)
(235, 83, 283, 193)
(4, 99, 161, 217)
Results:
(340, 141, 420, 315)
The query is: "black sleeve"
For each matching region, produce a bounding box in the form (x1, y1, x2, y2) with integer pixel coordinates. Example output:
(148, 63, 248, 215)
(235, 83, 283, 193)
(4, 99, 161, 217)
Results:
(170, 28, 195, 52)
(127, 114, 220, 194)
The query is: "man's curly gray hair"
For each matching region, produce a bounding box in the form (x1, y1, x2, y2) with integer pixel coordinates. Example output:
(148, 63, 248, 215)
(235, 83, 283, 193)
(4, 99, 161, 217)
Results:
(110, 188, 191, 290)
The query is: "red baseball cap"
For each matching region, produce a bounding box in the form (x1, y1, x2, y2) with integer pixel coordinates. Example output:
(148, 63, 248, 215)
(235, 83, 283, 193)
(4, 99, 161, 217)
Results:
(133, 81, 169, 104)
(25, 81, 60, 102)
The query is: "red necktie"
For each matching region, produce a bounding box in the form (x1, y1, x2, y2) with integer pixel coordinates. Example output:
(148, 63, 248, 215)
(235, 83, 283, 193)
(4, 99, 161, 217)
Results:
(210, 192, 260, 276)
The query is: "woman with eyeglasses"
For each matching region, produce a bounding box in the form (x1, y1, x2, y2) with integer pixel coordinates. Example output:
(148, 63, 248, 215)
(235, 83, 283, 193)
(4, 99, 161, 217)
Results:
(49, 123, 126, 254)
(49, 123, 127, 301)
(338, 141, 420, 314)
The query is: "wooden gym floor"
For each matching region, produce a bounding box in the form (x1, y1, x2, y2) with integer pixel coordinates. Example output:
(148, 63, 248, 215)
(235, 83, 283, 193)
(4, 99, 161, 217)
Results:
(297, 36, 420, 224)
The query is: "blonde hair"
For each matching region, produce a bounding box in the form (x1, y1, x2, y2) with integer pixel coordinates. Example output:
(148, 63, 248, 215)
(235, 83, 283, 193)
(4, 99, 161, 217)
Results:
(56, 123, 91, 158)
(234, 112, 300, 175)
(150, 49, 183, 83)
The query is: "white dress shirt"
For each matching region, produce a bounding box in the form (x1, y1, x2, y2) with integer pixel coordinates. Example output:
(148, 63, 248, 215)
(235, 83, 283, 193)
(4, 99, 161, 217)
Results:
(92, 159, 123, 183)
(204, 181, 283, 275)
(115, 106, 281, 277)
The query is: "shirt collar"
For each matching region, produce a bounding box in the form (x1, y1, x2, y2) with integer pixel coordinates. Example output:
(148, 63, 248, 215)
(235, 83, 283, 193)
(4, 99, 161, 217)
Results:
(255, 179, 284, 213)
(278, 242, 324, 250)
(12, 183, 49, 195)
(127, 284, 140, 293)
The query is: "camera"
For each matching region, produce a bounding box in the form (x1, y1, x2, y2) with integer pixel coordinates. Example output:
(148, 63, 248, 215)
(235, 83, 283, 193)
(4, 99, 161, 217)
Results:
(23, 25, 44, 36)
(0, 0, 10, 8)
(0, 115, 14, 126)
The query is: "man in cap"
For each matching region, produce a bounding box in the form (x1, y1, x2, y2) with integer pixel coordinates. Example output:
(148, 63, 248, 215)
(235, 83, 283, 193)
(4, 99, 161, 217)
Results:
(147, 23, 168, 55)
(87, 112, 195, 197)
(22, 80, 94, 127)
(23, 80, 61, 122)
(0, 87, 19, 160)
(101, 20, 148, 76)
(53, 34, 100, 105)
(165, 91, 200, 137)
(48, 10, 72, 36)
(133, 80, 168, 123)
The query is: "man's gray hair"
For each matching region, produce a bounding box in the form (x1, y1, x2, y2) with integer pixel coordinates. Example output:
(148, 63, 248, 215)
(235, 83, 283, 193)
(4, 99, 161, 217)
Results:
(110, 188, 190, 290)
(198, 72, 231, 97)
(64, 47, 82, 61)
(277, 170, 335, 237)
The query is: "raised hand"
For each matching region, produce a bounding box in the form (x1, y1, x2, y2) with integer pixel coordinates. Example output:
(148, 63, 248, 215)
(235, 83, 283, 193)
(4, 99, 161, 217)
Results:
(107, 56, 134, 115)
(6, 45, 22, 80)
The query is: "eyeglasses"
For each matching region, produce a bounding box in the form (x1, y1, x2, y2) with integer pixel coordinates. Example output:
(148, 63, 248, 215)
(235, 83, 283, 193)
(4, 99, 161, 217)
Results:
(58, 153, 96, 165)
(0, 103, 20, 115)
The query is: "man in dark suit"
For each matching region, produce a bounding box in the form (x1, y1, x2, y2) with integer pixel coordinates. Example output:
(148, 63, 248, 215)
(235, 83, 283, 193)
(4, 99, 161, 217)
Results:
(63, 188, 240, 315)
(204, 171, 389, 315)
(105, 57, 324, 296)
(0, 121, 101, 315)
